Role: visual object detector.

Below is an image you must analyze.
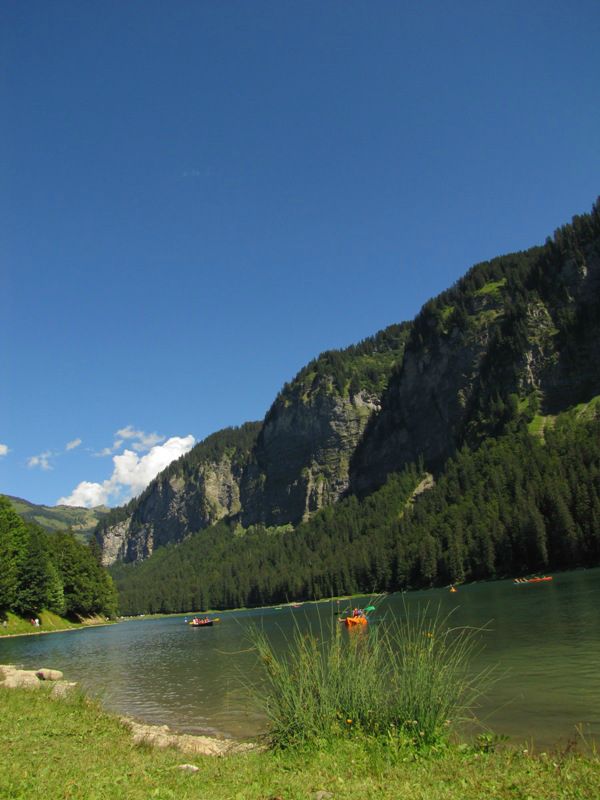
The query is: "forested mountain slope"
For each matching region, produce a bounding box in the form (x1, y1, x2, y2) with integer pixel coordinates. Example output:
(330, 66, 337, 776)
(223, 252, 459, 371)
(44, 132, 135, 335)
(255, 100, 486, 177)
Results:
(112, 400, 600, 614)
(351, 203, 600, 491)
(101, 199, 600, 579)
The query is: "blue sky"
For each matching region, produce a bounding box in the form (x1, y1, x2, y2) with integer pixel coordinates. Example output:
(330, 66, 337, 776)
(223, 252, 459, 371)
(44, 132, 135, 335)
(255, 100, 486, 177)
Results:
(2, 0, 599, 508)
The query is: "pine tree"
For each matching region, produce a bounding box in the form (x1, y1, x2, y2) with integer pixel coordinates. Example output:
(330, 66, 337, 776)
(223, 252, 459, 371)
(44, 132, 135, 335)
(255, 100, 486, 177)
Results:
(0, 496, 28, 612)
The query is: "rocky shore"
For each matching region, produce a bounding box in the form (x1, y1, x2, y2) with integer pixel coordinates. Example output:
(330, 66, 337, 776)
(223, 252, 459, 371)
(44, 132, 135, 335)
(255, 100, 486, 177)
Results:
(0, 663, 259, 758)
(0, 663, 76, 696)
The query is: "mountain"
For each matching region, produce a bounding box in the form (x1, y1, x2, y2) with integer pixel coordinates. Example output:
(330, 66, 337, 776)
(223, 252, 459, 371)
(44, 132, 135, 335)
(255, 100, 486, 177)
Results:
(6, 495, 109, 540)
(350, 206, 600, 491)
(97, 324, 411, 564)
(98, 199, 600, 577)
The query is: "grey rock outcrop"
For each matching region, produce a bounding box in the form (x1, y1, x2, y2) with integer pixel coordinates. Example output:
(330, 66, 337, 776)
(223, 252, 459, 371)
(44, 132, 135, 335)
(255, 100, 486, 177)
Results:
(1, 667, 42, 689)
(98, 390, 384, 561)
(99, 460, 245, 565)
(241, 388, 379, 527)
(350, 293, 503, 490)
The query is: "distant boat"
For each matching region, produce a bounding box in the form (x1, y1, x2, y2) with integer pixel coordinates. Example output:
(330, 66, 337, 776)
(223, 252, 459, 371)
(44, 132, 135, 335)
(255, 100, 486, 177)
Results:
(513, 576, 553, 585)
(189, 617, 220, 627)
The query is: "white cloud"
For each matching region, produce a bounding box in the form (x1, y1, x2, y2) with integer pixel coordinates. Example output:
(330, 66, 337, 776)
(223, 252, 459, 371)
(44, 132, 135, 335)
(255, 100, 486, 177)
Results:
(57, 434, 195, 508)
(57, 480, 112, 508)
(94, 447, 115, 457)
(111, 435, 195, 493)
(66, 438, 82, 451)
(93, 426, 162, 458)
(115, 426, 165, 452)
(27, 451, 54, 471)
(0, 443, 9, 457)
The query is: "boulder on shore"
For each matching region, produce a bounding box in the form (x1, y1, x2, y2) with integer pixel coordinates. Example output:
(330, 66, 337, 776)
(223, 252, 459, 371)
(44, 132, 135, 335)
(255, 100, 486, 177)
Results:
(0, 664, 74, 694)
(1, 669, 41, 690)
(36, 668, 64, 681)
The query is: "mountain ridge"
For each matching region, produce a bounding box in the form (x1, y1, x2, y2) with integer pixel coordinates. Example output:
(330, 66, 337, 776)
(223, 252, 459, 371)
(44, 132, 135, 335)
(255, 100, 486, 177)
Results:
(6, 495, 109, 540)
(98, 198, 600, 569)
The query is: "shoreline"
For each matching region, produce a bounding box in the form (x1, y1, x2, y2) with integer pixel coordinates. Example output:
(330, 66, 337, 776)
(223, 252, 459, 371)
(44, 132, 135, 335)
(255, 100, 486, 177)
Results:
(2, 681, 599, 800)
(0, 622, 115, 639)
(0, 617, 117, 640)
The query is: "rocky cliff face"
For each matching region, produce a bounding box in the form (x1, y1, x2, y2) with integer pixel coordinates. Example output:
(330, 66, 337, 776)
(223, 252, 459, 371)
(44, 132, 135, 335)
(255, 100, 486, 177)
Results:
(98, 457, 246, 565)
(97, 424, 261, 565)
(240, 386, 380, 527)
(99, 459, 244, 565)
(349, 293, 502, 492)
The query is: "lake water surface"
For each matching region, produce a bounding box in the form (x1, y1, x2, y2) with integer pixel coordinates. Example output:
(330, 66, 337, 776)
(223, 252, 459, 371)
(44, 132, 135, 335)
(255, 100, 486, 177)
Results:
(1, 568, 599, 748)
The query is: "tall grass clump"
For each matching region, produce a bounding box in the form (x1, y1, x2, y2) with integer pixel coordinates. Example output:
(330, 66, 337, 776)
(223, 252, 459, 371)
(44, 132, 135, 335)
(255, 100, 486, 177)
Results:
(250, 604, 492, 750)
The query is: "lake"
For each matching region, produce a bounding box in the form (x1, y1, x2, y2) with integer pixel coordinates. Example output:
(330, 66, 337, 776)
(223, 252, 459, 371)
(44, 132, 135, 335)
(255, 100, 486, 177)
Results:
(1, 567, 599, 749)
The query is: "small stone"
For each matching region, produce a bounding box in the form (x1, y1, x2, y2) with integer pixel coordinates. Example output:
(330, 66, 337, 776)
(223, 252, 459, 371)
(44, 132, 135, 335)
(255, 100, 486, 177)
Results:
(177, 764, 199, 773)
(315, 792, 334, 800)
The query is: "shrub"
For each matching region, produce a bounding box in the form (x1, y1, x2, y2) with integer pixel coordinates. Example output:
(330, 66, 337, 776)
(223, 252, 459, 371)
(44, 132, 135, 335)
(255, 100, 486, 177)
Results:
(250, 603, 492, 749)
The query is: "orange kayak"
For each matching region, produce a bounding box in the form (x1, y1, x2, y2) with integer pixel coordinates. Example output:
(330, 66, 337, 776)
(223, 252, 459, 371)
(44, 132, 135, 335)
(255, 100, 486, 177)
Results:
(343, 616, 368, 627)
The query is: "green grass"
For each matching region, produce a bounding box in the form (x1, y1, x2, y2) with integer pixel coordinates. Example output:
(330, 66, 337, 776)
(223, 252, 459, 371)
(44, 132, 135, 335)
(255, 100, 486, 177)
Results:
(568, 395, 600, 421)
(474, 278, 507, 297)
(528, 414, 554, 437)
(249, 605, 494, 749)
(0, 686, 598, 800)
(0, 610, 111, 637)
(528, 395, 600, 438)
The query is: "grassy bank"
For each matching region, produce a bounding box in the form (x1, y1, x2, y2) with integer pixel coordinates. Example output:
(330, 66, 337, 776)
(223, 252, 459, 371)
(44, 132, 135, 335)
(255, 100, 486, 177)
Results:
(0, 610, 113, 637)
(1, 686, 598, 800)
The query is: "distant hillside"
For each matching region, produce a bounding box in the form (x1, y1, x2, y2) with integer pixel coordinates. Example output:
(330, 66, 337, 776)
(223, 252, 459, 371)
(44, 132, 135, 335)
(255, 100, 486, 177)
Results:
(6, 496, 109, 540)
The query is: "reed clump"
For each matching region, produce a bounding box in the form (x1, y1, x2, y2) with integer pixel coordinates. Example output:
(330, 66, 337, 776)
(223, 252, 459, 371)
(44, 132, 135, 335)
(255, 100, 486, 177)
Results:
(251, 604, 492, 749)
